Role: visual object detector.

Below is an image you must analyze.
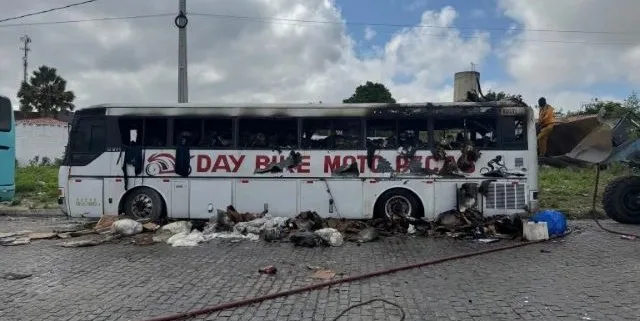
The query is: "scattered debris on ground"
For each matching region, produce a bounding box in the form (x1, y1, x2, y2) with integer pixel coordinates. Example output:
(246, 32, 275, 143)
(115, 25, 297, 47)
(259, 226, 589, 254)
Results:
(311, 269, 336, 280)
(258, 265, 277, 275)
(1, 272, 32, 280)
(2, 187, 556, 250)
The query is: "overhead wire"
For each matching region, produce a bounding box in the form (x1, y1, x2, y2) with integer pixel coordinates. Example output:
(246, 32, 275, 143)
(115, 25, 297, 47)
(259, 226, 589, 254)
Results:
(0, 0, 101, 23)
(0, 13, 174, 28)
(189, 12, 640, 36)
(1, 9, 639, 47)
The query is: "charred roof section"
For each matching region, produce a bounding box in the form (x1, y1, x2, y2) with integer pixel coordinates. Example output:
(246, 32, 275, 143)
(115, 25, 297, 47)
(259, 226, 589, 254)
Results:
(93, 101, 531, 119)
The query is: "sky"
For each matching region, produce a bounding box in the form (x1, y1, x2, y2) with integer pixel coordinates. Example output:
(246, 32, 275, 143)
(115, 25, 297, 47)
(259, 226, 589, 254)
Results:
(0, 0, 639, 112)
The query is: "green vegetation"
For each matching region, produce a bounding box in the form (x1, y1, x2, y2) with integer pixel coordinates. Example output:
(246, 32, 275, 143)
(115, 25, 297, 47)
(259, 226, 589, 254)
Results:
(538, 164, 626, 219)
(8, 165, 59, 209)
(2, 164, 632, 218)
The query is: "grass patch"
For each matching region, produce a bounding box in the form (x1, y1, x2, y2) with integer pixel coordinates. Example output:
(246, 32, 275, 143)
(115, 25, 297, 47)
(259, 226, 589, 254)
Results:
(539, 164, 629, 219)
(4, 164, 635, 217)
(9, 165, 59, 209)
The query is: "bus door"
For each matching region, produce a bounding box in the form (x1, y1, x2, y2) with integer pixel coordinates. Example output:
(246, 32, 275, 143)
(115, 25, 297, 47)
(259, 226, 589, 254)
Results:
(66, 116, 107, 217)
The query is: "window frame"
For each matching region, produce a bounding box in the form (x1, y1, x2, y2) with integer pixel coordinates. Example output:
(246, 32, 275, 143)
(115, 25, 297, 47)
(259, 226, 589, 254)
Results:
(301, 117, 364, 150)
(431, 115, 500, 150)
(238, 116, 300, 150)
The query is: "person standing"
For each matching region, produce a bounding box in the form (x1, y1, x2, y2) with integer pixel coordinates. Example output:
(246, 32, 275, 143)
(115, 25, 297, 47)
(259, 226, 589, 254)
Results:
(537, 97, 555, 156)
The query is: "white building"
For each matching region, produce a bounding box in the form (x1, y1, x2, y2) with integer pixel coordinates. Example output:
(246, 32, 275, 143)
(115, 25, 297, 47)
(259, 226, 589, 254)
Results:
(15, 118, 69, 167)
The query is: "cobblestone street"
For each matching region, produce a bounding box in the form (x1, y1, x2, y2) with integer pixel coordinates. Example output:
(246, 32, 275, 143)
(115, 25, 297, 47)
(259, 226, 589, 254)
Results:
(1, 216, 639, 321)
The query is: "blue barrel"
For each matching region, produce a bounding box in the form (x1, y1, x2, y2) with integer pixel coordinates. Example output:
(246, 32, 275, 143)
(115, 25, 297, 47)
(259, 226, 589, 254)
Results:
(531, 210, 567, 236)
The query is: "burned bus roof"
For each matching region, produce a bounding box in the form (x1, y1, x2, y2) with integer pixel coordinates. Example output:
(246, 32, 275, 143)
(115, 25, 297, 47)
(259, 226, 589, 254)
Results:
(78, 100, 532, 118)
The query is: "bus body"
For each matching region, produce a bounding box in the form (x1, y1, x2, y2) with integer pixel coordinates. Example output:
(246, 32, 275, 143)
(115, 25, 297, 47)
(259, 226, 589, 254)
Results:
(0, 95, 16, 202)
(58, 101, 538, 220)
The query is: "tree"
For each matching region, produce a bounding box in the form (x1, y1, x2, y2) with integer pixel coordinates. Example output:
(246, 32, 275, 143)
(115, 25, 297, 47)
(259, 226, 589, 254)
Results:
(566, 93, 640, 119)
(343, 81, 396, 103)
(481, 90, 526, 104)
(17, 65, 75, 115)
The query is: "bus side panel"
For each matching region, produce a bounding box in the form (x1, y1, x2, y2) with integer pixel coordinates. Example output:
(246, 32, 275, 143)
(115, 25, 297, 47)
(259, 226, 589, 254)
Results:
(67, 178, 103, 217)
(300, 179, 331, 215)
(433, 181, 459, 216)
(318, 179, 363, 219)
(234, 179, 298, 217)
(189, 179, 232, 219)
(403, 180, 435, 219)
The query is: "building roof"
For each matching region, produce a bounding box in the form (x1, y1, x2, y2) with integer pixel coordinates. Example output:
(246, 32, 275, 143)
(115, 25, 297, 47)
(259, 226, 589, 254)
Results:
(17, 117, 68, 127)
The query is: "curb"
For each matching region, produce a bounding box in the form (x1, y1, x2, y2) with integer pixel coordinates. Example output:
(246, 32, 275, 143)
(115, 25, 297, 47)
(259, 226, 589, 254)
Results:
(0, 208, 66, 217)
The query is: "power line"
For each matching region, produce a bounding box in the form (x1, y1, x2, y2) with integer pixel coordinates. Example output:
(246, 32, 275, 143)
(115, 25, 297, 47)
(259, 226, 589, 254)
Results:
(0, 0, 101, 24)
(190, 12, 640, 36)
(0, 11, 639, 47)
(0, 13, 174, 28)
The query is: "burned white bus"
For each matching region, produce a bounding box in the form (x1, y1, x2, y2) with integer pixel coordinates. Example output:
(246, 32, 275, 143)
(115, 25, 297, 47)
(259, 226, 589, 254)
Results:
(58, 101, 538, 220)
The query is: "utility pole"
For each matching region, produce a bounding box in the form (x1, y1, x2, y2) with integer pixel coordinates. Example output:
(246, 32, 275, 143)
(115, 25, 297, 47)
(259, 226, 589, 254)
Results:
(175, 0, 188, 103)
(19, 35, 31, 84)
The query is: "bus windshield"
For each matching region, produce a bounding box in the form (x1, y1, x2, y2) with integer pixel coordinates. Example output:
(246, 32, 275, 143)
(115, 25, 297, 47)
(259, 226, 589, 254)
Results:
(0, 97, 11, 132)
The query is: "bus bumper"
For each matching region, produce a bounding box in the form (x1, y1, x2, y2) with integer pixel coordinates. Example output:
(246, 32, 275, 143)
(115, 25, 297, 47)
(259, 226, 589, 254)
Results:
(0, 185, 15, 202)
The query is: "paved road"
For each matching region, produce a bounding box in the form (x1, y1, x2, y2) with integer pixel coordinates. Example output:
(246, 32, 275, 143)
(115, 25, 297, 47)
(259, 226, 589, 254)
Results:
(1, 216, 639, 321)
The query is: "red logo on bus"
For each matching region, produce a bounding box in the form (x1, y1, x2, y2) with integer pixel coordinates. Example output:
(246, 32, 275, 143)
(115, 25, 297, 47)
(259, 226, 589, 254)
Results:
(144, 153, 194, 176)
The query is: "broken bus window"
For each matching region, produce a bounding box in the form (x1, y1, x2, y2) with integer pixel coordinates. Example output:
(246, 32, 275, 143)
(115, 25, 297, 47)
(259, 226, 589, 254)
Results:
(144, 118, 168, 148)
(366, 118, 397, 149)
(200, 118, 233, 148)
(398, 118, 429, 149)
(302, 118, 362, 150)
(499, 116, 527, 150)
(174, 118, 202, 147)
(118, 118, 143, 146)
(433, 117, 497, 150)
(239, 117, 298, 149)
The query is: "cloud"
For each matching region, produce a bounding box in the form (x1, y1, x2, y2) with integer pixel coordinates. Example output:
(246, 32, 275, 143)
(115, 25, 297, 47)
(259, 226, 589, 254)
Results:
(364, 26, 376, 41)
(496, 0, 640, 110)
(0, 1, 491, 109)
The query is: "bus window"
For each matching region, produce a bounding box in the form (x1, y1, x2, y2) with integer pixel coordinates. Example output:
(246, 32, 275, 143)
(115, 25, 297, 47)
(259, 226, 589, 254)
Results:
(0, 99, 10, 132)
(144, 118, 168, 147)
(118, 118, 143, 146)
(398, 119, 429, 149)
(70, 118, 106, 153)
(174, 118, 202, 147)
(500, 116, 527, 149)
(201, 118, 233, 148)
(366, 119, 396, 149)
(302, 118, 362, 150)
(433, 117, 497, 150)
(239, 117, 297, 149)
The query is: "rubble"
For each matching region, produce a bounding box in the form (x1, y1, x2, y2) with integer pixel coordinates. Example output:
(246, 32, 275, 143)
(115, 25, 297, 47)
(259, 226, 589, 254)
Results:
(311, 269, 336, 280)
(314, 228, 344, 247)
(1, 272, 32, 280)
(112, 219, 143, 236)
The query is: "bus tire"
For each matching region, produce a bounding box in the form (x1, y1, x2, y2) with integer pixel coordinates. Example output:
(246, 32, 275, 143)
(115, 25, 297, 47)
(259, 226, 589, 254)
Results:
(602, 176, 640, 224)
(374, 188, 422, 220)
(123, 187, 165, 221)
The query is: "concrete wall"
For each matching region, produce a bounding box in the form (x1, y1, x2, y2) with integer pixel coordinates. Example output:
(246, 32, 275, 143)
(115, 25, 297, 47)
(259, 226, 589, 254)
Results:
(15, 120, 69, 166)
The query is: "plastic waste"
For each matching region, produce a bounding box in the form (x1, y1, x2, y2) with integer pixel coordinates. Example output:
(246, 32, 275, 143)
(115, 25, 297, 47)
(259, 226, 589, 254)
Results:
(314, 228, 344, 247)
(523, 221, 549, 241)
(530, 210, 567, 236)
(161, 221, 192, 235)
(167, 230, 205, 247)
(112, 219, 143, 236)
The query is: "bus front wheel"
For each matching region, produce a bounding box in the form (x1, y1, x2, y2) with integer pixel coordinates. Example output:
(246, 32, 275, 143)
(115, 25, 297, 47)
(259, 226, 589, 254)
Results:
(123, 187, 165, 221)
(375, 189, 422, 220)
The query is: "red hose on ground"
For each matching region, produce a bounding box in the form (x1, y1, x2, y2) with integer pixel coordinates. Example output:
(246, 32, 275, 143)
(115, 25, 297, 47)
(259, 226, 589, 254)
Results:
(140, 232, 570, 321)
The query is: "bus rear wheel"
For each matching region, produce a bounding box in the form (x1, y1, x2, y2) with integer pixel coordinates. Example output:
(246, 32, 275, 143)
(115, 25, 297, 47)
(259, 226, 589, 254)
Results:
(123, 187, 164, 221)
(375, 189, 421, 220)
